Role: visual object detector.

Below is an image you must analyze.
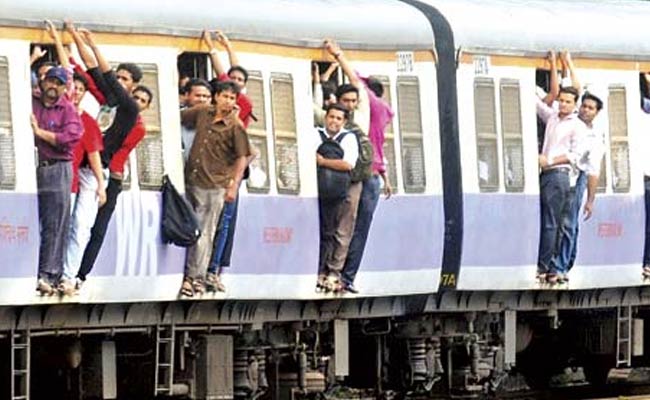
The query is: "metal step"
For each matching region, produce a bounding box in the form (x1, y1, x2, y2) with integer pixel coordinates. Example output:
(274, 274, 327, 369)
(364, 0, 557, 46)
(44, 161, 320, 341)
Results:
(154, 325, 175, 396)
(11, 330, 30, 400)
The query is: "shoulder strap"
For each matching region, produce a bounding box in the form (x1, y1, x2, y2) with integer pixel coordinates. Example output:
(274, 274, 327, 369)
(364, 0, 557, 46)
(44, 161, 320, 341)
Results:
(333, 130, 350, 144)
(318, 128, 328, 143)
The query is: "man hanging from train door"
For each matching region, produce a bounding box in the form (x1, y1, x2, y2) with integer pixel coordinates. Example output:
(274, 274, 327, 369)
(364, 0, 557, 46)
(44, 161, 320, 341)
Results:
(536, 51, 587, 284)
(178, 80, 251, 297)
(64, 22, 151, 290)
(201, 29, 256, 292)
(544, 51, 605, 283)
(315, 103, 358, 292)
(318, 39, 374, 293)
(31, 66, 83, 295)
(640, 72, 650, 277)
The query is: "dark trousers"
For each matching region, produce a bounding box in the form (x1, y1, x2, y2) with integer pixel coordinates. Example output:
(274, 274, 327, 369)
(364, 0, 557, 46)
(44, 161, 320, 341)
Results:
(318, 198, 344, 277)
(37, 161, 72, 282)
(342, 175, 381, 285)
(643, 176, 650, 266)
(208, 194, 239, 274)
(77, 177, 122, 281)
(537, 169, 570, 274)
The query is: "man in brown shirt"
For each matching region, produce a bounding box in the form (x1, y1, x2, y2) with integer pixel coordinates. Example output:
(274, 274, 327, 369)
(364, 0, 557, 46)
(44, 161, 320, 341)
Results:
(179, 80, 251, 297)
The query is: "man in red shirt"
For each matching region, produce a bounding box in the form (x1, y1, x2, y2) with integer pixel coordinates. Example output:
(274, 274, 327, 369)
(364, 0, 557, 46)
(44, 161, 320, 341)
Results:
(60, 72, 106, 295)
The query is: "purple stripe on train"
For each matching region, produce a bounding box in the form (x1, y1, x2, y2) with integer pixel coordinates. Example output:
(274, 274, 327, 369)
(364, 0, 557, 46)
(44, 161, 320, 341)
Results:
(462, 193, 644, 267)
(1, 191, 444, 279)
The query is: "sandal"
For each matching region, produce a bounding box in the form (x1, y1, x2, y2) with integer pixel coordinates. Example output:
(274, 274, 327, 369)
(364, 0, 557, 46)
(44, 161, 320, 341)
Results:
(206, 273, 226, 292)
(180, 277, 194, 297)
(192, 277, 205, 295)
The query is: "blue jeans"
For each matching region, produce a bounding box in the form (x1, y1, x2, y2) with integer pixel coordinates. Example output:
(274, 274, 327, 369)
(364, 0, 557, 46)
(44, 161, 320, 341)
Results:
(341, 175, 381, 285)
(538, 169, 570, 274)
(643, 176, 650, 265)
(208, 196, 238, 274)
(555, 171, 587, 273)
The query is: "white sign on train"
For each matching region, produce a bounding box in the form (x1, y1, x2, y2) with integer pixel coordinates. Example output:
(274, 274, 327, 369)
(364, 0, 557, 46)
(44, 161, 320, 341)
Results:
(397, 51, 414, 73)
(473, 55, 491, 76)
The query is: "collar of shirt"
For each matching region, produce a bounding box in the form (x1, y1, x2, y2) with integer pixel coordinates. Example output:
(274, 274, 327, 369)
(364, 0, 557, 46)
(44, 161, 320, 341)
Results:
(208, 107, 238, 127)
(33, 93, 69, 109)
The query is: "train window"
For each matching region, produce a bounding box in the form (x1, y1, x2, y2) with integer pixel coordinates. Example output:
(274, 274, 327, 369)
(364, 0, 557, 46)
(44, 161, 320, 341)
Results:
(473, 77, 499, 192)
(135, 63, 164, 190)
(245, 71, 270, 193)
(374, 75, 398, 194)
(270, 73, 300, 194)
(0, 57, 15, 190)
(396, 76, 426, 193)
(177, 52, 209, 82)
(607, 86, 630, 193)
(499, 79, 524, 192)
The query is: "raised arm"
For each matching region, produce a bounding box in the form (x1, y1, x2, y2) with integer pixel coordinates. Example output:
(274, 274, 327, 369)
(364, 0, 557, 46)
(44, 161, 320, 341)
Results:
(78, 28, 112, 73)
(66, 22, 98, 70)
(30, 45, 47, 67)
(321, 62, 338, 83)
(44, 20, 69, 69)
(215, 31, 240, 69)
(542, 50, 559, 106)
(202, 30, 226, 77)
(560, 50, 582, 92)
(324, 39, 362, 89)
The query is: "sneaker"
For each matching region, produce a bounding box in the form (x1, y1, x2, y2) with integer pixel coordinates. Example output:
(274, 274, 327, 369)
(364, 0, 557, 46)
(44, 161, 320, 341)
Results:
(74, 278, 84, 291)
(342, 282, 359, 294)
(643, 265, 650, 277)
(58, 278, 76, 296)
(36, 279, 55, 296)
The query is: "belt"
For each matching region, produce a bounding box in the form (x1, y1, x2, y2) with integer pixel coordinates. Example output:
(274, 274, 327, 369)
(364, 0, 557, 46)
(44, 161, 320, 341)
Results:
(38, 159, 66, 168)
(541, 167, 570, 176)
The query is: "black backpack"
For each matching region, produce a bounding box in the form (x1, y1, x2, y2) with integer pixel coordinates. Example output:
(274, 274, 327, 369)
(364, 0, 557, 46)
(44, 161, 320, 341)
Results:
(161, 175, 201, 247)
(316, 129, 351, 203)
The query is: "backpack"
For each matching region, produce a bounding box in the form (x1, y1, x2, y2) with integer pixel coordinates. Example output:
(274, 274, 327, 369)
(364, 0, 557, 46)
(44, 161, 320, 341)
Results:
(160, 175, 201, 247)
(316, 129, 351, 203)
(346, 123, 374, 182)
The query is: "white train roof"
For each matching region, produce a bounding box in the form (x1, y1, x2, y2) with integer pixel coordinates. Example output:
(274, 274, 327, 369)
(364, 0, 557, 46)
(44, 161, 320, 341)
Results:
(427, 0, 650, 60)
(0, 0, 434, 51)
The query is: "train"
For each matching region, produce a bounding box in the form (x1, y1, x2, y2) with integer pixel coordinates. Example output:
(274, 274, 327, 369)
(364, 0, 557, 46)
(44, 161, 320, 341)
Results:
(1, 0, 650, 398)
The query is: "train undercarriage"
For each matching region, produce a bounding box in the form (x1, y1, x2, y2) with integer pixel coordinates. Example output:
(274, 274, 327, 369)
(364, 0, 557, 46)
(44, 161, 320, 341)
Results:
(3, 289, 650, 399)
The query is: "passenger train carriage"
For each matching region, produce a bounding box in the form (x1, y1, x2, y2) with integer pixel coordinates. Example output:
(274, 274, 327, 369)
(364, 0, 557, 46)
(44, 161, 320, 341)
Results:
(2, 0, 650, 398)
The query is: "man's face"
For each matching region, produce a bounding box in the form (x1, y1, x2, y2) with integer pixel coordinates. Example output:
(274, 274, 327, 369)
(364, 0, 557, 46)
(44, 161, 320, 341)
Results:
(215, 89, 237, 115)
(557, 92, 577, 117)
(132, 90, 151, 113)
(338, 91, 358, 112)
(228, 70, 246, 90)
(40, 77, 65, 102)
(73, 80, 87, 107)
(325, 109, 346, 134)
(116, 69, 136, 92)
(579, 99, 599, 125)
(186, 85, 211, 107)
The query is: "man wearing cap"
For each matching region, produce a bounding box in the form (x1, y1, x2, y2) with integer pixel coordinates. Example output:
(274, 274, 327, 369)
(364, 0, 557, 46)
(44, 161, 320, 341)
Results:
(31, 66, 83, 295)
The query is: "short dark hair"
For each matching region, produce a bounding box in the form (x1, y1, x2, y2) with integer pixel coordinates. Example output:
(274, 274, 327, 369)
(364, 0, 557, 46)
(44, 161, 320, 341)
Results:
(367, 77, 384, 98)
(335, 83, 358, 100)
(559, 86, 580, 102)
(133, 85, 153, 105)
(581, 92, 603, 111)
(117, 63, 143, 83)
(184, 78, 212, 95)
(213, 80, 241, 95)
(72, 72, 89, 90)
(325, 103, 349, 120)
(228, 65, 249, 83)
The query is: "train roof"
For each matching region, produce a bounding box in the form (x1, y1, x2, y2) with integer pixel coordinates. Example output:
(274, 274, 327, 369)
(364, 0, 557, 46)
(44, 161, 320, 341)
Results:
(428, 0, 650, 60)
(0, 0, 434, 51)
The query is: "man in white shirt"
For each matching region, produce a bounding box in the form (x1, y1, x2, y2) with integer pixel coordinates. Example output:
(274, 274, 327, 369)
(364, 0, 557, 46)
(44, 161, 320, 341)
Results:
(536, 86, 587, 284)
(315, 103, 359, 292)
(555, 92, 604, 277)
